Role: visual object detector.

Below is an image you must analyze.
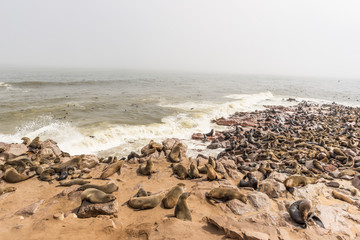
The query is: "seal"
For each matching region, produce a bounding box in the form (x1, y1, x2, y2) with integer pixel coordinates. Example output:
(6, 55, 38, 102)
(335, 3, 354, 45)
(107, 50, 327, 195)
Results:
(188, 162, 201, 179)
(162, 183, 185, 209)
(21, 137, 30, 146)
(175, 192, 192, 221)
(289, 199, 312, 228)
(170, 163, 188, 179)
(169, 142, 183, 162)
(138, 158, 156, 179)
(80, 188, 116, 203)
(52, 155, 84, 173)
(238, 172, 258, 190)
(57, 179, 90, 187)
(39, 168, 55, 182)
(3, 167, 36, 183)
(284, 176, 318, 194)
(0, 186, 16, 195)
(332, 190, 354, 204)
(99, 160, 125, 179)
(198, 157, 216, 174)
(76, 183, 119, 194)
(56, 166, 75, 181)
(133, 188, 151, 197)
(206, 187, 247, 204)
(29, 136, 41, 149)
(128, 192, 165, 210)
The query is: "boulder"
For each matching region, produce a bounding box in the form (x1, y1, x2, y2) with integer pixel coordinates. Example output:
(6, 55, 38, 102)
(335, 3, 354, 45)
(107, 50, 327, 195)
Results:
(77, 200, 118, 218)
(259, 179, 286, 198)
(78, 155, 99, 169)
(15, 199, 44, 216)
(293, 183, 326, 202)
(203, 215, 244, 239)
(226, 199, 253, 215)
(3, 143, 28, 157)
(247, 192, 270, 210)
(40, 139, 62, 157)
(267, 172, 288, 182)
(220, 159, 237, 169)
(215, 162, 226, 175)
(162, 138, 178, 151)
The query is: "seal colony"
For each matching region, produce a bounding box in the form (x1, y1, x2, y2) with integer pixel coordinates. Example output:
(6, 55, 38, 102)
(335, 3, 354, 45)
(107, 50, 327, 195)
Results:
(1, 101, 360, 239)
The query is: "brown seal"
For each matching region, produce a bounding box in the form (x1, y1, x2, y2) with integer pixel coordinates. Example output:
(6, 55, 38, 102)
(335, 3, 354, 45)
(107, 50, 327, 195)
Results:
(332, 190, 354, 204)
(21, 137, 30, 146)
(138, 158, 156, 179)
(171, 163, 188, 179)
(198, 157, 216, 174)
(162, 183, 185, 209)
(289, 199, 312, 228)
(99, 160, 124, 179)
(39, 168, 55, 182)
(52, 155, 84, 173)
(3, 167, 35, 183)
(284, 176, 318, 194)
(0, 186, 16, 195)
(238, 172, 258, 190)
(57, 179, 90, 187)
(29, 136, 41, 149)
(206, 187, 247, 204)
(128, 192, 165, 210)
(169, 142, 184, 162)
(175, 192, 192, 221)
(188, 162, 201, 179)
(80, 188, 116, 203)
(76, 183, 118, 194)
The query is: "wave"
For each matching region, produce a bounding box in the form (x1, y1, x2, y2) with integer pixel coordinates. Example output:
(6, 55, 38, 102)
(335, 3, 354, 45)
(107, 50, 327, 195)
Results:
(0, 92, 299, 156)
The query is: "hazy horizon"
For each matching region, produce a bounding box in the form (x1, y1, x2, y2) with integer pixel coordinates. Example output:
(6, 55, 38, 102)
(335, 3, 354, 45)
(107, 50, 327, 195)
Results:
(1, 0, 360, 78)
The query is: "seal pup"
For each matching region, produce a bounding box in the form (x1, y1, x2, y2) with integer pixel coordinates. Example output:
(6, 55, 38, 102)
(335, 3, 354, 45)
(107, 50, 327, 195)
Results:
(162, 183, 185, 209)
(3, 167, 36, 183)
(284, 176, 318, 194)
(128, 192, 166, 210)
(138, 158, 157, 179)
(289, 199, 324, 228)
(76, 183, 118, 194)
(57, 179, 90, 187)
(332, 190, 354, 204)
(0, 186, 16, 195)
(133, 188, 151, 197)
(175, 192, 192, 221)
(206, 187, 247, 204)
(170, 163, 188, 179)
(169, 142, 183, 162)
(188, 162, 201, 179)
(99, 160, 124, 179)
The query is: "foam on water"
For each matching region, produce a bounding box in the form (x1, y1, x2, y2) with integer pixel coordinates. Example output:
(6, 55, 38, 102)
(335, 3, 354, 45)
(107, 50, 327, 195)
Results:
(0, 92, 301, 156)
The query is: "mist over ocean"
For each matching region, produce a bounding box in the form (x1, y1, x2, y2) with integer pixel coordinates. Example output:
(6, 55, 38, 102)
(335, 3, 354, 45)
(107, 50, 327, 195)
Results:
(1, 69, 359, 156)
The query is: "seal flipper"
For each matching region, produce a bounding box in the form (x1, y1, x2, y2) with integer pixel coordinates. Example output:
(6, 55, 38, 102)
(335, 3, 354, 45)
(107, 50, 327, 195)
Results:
(121, 200, 129, 207)
(76, 199, 85, 215)
(311, 215, 325, 228)
(286, 186, 295, 194)
(117, 168, 121, 176)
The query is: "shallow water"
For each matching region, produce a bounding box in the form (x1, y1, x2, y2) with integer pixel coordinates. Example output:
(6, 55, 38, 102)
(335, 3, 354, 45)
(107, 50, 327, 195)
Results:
(0, 68, 359, 156)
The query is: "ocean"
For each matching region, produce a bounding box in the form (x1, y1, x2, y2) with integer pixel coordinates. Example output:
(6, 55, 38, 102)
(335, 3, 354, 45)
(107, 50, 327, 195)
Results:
(0, 68, 359, 157)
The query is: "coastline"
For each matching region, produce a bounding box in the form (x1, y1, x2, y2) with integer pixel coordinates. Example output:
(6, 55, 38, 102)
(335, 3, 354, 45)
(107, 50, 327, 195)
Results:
(1, 100, 360, 239)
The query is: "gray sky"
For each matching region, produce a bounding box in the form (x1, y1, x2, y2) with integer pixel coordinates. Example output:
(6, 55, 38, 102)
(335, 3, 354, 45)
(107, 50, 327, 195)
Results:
(1, 0, 360, 78)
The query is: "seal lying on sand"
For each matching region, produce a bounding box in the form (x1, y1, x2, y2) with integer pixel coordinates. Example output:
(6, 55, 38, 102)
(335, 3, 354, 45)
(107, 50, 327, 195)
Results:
(175, 192, 192, 221)
(128, 192, 165, 210)
(138, 158, 157, 179)
(99, 160, 124, 179)
(3, 167, 35, 183)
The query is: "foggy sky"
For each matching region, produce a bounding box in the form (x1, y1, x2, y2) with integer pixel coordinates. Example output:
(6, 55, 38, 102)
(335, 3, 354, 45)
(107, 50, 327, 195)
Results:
(1, 0, 360, 78)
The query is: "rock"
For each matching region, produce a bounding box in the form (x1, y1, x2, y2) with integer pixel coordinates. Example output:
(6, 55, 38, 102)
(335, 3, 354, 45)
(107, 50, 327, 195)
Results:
(226, 168, 242, 179)
(77, 200, 118, 218)
(267, 172, 288, 182)
(207, 142, 221, 149)
(40, 139, 62, 157)
(162, 138, 178, 151)
(57, 185, 79, 197)
(78, 155, 99, 169)
(352, 174, 360, 190)
(226, 199, 253, 215)
(53, 213, 64, 220)
(220, 159, 237, 169)
(247, 192, 270, 210)
(215, 162, 226, 175)
(3, 143, 28, 157)
(324, 164, 337, 172)
(203, 216, 244, 239)
(15, 200, 44, 216)
(293, 183, 326, 202)
(341, 175, 353, 180)
(259, 179, 286, 198)
(242, 230, 270, 240)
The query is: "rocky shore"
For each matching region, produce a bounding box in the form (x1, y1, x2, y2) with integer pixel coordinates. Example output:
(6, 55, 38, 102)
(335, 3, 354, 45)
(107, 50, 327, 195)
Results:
(1, 101, 360, 240)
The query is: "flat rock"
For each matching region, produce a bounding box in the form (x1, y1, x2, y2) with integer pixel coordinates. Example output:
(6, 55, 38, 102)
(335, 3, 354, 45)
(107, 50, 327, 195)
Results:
(220, 159, 237, 169)
(3, 143, 28, 157)
(162, 138, 178, 151)
(267, 172, 288, 182)
(259, 179, 286, 198)
(15, 199, 44, 216)
(242, 230, 270, 240)
(40, 139, 62, 157)
(226, 199, 253, 215)
(326, 181, 340, 188)
(77, 200, 118, 218)
(247, 192, 270, 210)
(78, 154, 99, 169)
(203, 215, 244, 239)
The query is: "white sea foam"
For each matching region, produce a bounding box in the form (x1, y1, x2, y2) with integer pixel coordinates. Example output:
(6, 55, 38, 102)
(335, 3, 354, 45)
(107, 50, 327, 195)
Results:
(0, 92, 300, 156)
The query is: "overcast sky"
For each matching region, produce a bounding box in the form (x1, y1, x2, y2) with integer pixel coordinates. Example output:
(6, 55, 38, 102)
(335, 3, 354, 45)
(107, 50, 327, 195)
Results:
(1, 0, 359, 78)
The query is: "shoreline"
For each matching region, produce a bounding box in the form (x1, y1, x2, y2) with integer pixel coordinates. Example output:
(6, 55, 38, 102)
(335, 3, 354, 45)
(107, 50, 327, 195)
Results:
(1, 100, 360, 239)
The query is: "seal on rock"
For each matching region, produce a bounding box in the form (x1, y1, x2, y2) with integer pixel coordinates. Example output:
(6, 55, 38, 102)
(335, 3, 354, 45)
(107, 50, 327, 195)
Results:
(205, 187, 247, 204)
(175, 192, 192, 221)
(162, 183, 185, 209)
(289, 199, 324, 228)
(284, 176, 318, 194)
(80, 188, 116, 204)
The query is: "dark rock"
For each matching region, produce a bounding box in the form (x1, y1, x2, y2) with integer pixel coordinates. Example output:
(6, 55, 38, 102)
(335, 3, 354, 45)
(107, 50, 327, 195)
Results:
(77, 200, 118, 218)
